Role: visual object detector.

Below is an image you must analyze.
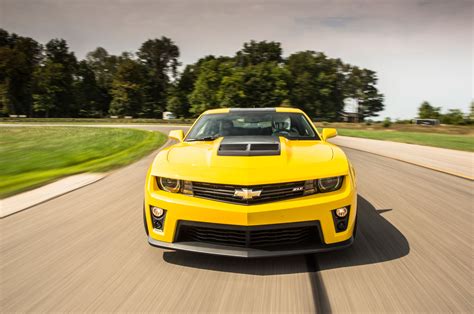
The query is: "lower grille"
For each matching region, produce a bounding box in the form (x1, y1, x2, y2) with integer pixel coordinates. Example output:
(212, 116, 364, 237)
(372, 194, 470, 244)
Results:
(176, 221, 321, 249)
(192, 181, 306, 205)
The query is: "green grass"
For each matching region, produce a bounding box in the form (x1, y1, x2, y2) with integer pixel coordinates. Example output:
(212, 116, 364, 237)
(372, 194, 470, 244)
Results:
(0, 127, 167, 198)
(336, 129, 474, 152)
(0, 117, 195, 124)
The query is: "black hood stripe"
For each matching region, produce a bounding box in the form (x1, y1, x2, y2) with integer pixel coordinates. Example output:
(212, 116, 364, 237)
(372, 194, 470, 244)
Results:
(218, 136, 281, 156)
(229, 108, 276, 112)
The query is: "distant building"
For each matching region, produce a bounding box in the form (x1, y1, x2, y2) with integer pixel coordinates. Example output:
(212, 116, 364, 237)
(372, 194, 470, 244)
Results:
(162, 111, 176, 120)
(340, 111, 359, 123)
(414, 119, 440, 126)
(341, 98, 359, 122)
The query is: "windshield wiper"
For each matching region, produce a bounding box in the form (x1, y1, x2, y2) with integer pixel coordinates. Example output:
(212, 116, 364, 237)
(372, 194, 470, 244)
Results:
(186, 136, 219, 142)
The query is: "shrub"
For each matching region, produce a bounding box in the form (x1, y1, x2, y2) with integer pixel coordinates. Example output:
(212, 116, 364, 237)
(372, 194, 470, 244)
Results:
(382, 117, 392, 128)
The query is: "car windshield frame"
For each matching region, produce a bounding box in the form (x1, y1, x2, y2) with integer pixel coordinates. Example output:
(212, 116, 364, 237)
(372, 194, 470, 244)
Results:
(185, 111, 321, 142)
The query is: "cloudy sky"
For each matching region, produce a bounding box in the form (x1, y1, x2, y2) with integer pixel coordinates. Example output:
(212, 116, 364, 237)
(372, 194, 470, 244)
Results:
(1, 0, 472, 118)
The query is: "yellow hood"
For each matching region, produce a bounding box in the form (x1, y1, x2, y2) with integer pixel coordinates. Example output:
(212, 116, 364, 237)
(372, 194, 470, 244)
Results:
(150, 137, 349, 185)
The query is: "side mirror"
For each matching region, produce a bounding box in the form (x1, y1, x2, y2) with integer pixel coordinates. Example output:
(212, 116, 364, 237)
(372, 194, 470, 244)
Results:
(322, 128, 337, 141)
(169, 130, 184, 142)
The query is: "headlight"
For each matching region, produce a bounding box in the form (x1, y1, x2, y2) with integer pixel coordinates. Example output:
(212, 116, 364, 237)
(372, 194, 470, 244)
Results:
(303, 176, 344, 195)
(317, 176, 343, 192)
(157, 177, 193, 195)
(158, 177, 181, 193)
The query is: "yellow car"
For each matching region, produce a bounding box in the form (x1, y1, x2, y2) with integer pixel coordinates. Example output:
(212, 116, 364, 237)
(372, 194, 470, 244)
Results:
(144, 107, 357, 257)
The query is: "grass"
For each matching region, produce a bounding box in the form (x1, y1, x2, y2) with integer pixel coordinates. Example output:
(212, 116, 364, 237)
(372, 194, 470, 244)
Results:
(335, 129, 474, 152)
(0, 117, 195, 124)
(0, 127, 167, 198)
(315, 122, 474, 135)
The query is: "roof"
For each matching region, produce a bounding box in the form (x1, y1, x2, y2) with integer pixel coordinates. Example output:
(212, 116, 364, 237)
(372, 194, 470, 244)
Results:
(202, 107, 304, 115)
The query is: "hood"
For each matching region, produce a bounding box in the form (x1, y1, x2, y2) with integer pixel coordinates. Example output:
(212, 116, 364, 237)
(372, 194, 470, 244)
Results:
(151, 137, 349, 185)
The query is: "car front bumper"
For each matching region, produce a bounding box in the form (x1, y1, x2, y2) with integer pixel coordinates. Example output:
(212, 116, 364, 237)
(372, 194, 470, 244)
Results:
(148, 235, 354, 258)
(144, 175, 357, 257)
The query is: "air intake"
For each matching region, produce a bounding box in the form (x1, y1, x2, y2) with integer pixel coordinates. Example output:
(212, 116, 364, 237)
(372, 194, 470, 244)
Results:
(218, 136, 281, 156)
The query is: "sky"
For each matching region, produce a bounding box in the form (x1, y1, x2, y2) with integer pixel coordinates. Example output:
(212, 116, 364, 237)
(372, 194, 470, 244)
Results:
(1, 0, 472, 119)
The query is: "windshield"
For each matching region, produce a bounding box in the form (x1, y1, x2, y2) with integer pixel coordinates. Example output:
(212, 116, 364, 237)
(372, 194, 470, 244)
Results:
(186, 112, 320, 141)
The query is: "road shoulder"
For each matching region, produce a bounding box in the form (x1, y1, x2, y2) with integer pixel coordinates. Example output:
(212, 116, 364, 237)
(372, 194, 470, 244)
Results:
(330, 136, 473, 180)
(0, 173, 106, 218)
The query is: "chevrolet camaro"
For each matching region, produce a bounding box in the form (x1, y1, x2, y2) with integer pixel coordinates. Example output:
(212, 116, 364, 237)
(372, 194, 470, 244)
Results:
(144, 107, 357, 257)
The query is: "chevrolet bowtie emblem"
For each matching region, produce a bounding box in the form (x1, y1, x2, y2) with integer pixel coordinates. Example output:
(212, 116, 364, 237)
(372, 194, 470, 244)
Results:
(234, 188, 262, 200)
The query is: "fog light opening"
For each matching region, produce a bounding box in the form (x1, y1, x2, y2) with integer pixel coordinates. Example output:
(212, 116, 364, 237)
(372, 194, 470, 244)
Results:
(336, 221, 347, 231)
(332, 206, 350, 233)
(151, 206, 164, 218)
(335, 207, 348, 218)
(154, 220, 163, 230)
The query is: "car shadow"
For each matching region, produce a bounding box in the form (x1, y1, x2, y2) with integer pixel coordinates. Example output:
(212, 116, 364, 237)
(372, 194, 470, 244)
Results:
(162, 195, 410, 275)
(316, 195, 409, 271)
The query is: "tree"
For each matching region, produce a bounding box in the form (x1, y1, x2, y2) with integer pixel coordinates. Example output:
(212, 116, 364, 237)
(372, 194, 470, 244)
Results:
(440, 109, 464, 125)
(469, 101, 474, 122)
(170, 64, 198, 117)
(85, 47, 120, 114)
(86, 47, 119, 88)
(1, 28, 388, 120)
(0, 29, 42, 116)
(287, 51, 346, 120)
(344, 66, 384, 120)
(32, 61, 64, 117)
(32, 39, 78, 117)
(218, 62, 290, 108)
(109, 58, 147, 117)
(166, 95, 183, 117)
(173, 55, 233, 117)
(137, 37, 180, 117)
(189, 58, 234, 114)
(236, 40, 283, 66)
(74, 61, 104, 117)
(418, 101, 441, 119)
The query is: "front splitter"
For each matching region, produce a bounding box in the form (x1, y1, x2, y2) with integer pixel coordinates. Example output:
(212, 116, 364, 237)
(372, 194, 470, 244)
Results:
(148, 236, 353, 258)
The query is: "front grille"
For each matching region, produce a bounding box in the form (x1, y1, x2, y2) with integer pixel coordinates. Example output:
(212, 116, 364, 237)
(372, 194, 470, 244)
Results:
(176, 221, 320, 248)
(192, 181, 306, 205)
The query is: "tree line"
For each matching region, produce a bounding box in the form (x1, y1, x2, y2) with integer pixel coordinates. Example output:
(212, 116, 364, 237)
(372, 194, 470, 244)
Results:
(0, 28, 384, 120)
(418, 101, 473, 125)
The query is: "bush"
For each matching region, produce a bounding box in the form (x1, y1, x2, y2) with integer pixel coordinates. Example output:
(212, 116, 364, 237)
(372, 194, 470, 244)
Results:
(382, 117, 392, 128)
(395, 119, 412, 124)
(440, 109, 465, 125)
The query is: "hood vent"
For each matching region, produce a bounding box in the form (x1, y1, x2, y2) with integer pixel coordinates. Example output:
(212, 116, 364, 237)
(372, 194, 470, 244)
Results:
(218, 136, 281, 156)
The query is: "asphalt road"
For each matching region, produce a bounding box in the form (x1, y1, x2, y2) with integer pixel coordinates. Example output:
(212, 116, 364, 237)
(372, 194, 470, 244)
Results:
(1, 126, 472, 313)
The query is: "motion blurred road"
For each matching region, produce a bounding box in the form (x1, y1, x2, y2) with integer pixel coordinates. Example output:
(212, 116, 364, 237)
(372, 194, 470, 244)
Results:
(1, 125, 472, 312)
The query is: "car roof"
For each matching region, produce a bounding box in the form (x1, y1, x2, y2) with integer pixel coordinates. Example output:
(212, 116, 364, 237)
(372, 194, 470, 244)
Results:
(202, 107, 304, 115)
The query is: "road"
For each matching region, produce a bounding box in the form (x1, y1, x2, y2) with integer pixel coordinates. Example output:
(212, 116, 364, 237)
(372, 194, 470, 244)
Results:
(1, 125, 472, 313)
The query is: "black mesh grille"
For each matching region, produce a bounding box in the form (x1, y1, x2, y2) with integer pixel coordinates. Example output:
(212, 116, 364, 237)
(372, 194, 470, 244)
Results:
(176, 221, 320, 248)
(192, 181, 306, 205)
(250, 143, 279, 151)
(219, 144, 248, 151)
